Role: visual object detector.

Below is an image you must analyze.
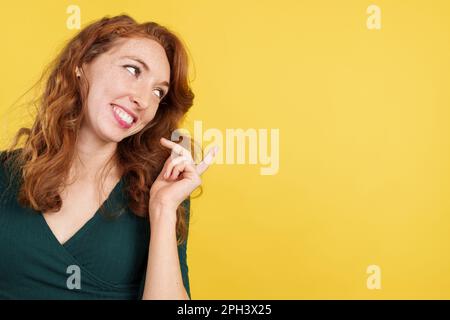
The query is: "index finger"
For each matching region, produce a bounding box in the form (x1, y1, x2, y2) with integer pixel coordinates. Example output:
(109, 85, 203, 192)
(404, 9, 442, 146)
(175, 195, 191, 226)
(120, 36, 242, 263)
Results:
(160, 137, 193, 160)
(196, 145, 219, 175)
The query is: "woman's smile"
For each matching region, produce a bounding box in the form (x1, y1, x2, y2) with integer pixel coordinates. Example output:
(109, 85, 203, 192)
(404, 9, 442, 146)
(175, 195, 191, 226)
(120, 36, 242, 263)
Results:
(111, 103, 137, 129)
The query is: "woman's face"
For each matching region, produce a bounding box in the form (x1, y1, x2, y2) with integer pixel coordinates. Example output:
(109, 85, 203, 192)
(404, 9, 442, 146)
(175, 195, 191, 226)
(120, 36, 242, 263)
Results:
(80, 37, 171, 143)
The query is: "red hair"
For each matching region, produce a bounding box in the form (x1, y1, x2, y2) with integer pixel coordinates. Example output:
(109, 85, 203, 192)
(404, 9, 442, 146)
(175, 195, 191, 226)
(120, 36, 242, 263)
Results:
(2, 14, 200, 245)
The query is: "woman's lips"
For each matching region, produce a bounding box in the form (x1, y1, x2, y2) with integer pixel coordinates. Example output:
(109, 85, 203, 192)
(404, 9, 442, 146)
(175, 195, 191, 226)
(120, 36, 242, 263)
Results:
(111, 104, 135, 129)
(111, 103, 138, 122)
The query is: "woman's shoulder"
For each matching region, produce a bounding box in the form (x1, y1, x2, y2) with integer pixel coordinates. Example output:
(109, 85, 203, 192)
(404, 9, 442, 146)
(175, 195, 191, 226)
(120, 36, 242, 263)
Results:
(0, 148, 22, 170)
(0, 148, 23, 187)
(0, 148, 23, 163)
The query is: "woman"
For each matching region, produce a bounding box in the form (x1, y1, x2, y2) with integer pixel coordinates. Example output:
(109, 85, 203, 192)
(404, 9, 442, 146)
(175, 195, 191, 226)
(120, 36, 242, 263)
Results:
(0, 14, 217, 299)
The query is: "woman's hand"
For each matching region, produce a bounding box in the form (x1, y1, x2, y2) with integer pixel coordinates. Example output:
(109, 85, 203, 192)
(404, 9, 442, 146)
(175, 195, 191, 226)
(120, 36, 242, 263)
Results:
(149, 137, 218, 223)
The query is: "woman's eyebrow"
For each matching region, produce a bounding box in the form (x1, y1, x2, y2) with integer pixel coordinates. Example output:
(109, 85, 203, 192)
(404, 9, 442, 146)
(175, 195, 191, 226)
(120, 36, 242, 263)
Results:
(121, 55, 170, 88)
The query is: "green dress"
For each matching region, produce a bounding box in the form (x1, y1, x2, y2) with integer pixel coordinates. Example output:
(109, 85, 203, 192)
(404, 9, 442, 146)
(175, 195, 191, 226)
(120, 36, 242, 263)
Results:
(0, 150, 191, 299)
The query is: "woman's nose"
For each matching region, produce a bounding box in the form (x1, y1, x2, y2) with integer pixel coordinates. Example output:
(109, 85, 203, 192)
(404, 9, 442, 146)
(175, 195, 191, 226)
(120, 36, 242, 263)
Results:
(130, 96, 147, 109)
(129, 93, 150, 110)
(130, 80, 156, 109)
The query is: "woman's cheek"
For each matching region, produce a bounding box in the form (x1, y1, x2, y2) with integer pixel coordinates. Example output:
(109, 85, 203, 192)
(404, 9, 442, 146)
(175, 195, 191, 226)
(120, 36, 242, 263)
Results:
(140, 115, 153, 128)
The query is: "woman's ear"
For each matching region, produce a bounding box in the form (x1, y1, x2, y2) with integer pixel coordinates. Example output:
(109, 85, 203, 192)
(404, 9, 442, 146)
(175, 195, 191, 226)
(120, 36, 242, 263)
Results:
(75, 66, 81, 78)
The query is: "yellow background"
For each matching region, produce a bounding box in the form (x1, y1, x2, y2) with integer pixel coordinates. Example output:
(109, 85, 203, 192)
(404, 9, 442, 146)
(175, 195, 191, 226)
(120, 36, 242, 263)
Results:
(1, 0, 449, 299)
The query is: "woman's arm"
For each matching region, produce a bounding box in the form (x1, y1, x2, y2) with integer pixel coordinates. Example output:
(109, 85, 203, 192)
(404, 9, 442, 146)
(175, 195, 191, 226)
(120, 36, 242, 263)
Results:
(141, 202, 190, 300)
(141, 137, 218, 299)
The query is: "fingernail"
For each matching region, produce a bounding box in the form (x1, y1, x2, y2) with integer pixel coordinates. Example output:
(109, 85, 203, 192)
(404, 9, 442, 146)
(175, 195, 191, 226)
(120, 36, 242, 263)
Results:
(204, 152, 214, 165)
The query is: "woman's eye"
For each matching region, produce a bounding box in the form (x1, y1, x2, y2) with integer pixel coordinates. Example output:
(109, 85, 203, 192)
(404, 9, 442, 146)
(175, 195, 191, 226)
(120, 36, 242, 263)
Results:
(124, 65, 141, 77)
(154, 88, 165, 99)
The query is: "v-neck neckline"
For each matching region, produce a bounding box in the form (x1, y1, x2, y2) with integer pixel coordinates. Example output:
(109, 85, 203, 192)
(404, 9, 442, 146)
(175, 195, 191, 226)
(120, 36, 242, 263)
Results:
(38, 176, 124, 248)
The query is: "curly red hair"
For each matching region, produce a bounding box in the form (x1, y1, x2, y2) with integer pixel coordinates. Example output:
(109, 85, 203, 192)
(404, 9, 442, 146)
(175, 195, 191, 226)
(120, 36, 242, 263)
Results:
(2, 14, 200, 245)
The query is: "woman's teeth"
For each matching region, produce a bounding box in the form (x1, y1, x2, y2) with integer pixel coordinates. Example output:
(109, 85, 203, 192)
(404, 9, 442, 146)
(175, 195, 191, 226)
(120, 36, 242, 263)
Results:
(113, 105, 134, 125)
